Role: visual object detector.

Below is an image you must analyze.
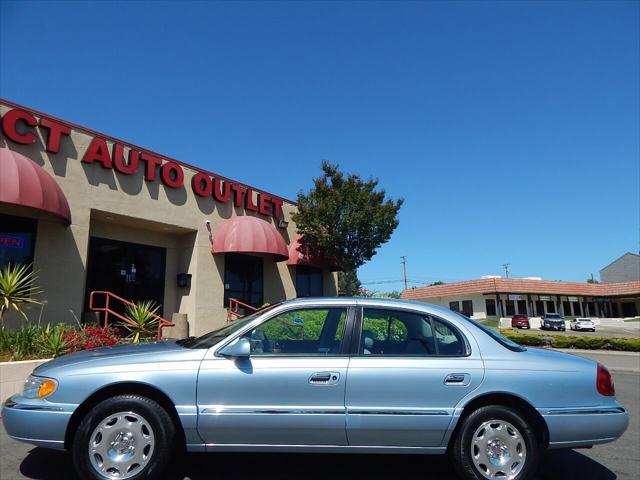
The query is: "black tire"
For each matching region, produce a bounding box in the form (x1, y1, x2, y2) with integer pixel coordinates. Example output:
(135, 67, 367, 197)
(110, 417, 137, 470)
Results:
(450, 405, 539, 480)
(72, 394, 176, 480)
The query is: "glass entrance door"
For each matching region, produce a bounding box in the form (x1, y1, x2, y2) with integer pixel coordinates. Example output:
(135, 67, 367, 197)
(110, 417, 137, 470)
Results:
(85, 237, 166, 315)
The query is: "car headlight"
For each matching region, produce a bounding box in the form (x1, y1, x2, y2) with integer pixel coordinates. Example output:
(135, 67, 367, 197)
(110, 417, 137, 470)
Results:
(22, 375, 58, 399)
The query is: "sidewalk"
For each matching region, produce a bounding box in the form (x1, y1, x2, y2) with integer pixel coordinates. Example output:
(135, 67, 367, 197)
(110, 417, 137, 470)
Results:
(552, 348, 640, 373)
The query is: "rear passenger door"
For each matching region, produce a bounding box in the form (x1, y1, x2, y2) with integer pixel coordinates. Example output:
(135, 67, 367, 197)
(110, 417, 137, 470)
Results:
(345, 307, 484, 447)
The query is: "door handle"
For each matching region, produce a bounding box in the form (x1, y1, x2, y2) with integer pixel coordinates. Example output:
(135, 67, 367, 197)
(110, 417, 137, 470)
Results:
(309, 372, 340, 385)
(444, 373, 469, 385)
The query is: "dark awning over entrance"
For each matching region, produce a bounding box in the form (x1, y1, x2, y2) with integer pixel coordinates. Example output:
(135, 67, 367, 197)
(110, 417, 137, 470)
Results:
(211, 215, 288, 261)
(0, 147, 71, 225)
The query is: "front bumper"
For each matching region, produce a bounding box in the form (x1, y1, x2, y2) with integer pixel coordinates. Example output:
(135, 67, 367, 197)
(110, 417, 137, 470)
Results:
(541, 405, 629, 449)
(544, 323, 565, 330)
(2, 396, 76, 450)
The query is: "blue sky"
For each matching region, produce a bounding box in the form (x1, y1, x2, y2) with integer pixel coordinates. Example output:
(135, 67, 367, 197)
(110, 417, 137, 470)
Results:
(1, 1, 638, 291)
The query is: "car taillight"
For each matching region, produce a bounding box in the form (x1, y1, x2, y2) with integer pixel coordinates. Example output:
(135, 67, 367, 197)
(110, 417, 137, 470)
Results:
(597, 363, 615, 396)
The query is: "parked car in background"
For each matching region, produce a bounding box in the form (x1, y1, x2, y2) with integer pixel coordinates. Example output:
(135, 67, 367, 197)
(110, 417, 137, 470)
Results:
(511, 314, 530, 329)
(540, 313, 566, 331)
(570, 318, 596, 332)
(3, 298, 628, 480)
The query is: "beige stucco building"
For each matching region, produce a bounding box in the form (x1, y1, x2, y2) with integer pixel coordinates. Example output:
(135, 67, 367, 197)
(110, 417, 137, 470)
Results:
(0, 99, 337, 335)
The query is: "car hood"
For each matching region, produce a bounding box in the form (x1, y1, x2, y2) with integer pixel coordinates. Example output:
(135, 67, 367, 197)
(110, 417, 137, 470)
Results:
(33, 340, 204, 376)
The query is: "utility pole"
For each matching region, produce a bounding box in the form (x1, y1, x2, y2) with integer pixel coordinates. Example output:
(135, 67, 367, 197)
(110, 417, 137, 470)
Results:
(502, 263, 510, 278)
(400, 256, 408, 290)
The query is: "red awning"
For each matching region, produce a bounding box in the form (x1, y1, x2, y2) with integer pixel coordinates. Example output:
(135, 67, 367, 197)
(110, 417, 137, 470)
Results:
(287, 235, 341, 271)
(287, 235, 324, 268)
(211, 215, 288, 261)
(0, 148, 71, 225)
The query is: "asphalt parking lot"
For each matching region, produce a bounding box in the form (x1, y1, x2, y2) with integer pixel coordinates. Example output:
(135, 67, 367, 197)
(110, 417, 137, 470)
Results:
(1, 352, 638, 480)
(515, 318, 640, 339)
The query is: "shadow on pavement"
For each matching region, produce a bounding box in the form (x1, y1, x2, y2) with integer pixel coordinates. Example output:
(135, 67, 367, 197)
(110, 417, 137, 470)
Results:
(19, 447, 616, 480)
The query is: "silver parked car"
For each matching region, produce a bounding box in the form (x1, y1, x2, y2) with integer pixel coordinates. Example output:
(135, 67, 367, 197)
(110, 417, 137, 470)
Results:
(2, 298, 628, 480)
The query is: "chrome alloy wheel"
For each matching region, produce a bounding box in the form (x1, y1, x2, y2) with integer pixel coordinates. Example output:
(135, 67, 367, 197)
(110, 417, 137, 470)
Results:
(88, 411, 155, 479)
(471, 419, 527, 480)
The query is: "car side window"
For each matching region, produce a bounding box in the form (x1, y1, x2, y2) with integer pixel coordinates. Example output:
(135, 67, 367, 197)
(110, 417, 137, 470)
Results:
(245, 308, 347, 355)
(431, 317, 464, 356)
(360, 308, 465, 356)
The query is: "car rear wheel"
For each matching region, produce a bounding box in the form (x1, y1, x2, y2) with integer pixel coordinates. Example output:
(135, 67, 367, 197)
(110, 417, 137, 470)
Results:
(72, 394, 175, 480)
(451, 405, 539, 480)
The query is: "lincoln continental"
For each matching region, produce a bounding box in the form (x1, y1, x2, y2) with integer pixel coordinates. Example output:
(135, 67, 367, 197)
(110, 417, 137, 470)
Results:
(2, 298, 628, 480)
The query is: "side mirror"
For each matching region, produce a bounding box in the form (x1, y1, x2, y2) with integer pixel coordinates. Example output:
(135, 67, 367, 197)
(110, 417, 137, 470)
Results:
(218, 337, 251, 358)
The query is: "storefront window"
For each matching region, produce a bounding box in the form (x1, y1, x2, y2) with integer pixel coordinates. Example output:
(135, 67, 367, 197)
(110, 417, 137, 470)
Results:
(546, 301, 556, 313)
(535, 300, 544, 316)
(449, 301, 460, 312)
(572, 301, 582, 316)
(562, 301, 571, 316)
(461, 300, 473, 317)
(485, 299, 496, 316)
(0, 214, 37, 269)
(505, 300, 515, 316)
(517, 300, 527, 315)
(295, 266, 323, 298)
(224, 253, 264, 308)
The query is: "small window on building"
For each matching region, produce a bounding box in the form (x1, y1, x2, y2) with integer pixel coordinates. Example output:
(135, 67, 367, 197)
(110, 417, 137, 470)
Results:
(449, 301, 460, 312)
(485, 299, 497, 316)
(0, 214, 37, 269)
(505, 300, 515, 316)
(546, 301, 556, 313)
(517, 300, 527, 315)
(295, 266, 323, 298)
(223, 253, 264, 308)
(461, 300, 473, 317)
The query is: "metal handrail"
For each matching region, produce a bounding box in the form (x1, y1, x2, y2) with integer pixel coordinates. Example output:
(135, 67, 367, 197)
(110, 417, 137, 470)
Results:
(227, 298, 259, 322)
(88, 290, 174, 340)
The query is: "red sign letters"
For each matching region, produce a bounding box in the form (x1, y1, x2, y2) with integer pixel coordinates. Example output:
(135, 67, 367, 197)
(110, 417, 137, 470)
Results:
(1, 108, 284, 220)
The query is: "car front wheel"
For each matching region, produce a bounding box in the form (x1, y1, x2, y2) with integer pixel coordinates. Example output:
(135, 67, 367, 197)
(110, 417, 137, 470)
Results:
(72, 394, 176, 480)
(451, 405, 539, 480)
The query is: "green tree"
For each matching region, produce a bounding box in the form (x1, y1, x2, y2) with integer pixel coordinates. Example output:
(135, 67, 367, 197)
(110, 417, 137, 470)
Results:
(293, 161, 403, 296)
(429, 280, 445, 286)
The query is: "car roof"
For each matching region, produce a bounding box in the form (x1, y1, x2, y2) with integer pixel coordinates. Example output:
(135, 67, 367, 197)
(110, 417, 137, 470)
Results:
(278, 296, 452, 315)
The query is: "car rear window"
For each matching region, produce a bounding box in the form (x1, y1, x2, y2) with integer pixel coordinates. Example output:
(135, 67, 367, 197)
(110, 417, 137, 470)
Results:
(456, 313, 525, 352)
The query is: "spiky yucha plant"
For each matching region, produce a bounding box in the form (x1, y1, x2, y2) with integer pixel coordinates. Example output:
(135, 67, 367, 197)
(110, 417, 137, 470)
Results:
(122, 300, 161, 343)
(0, 263, 42, 326)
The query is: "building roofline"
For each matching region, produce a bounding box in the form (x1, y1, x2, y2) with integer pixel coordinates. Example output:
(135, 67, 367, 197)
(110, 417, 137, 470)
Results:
(401, 277, 640, 300)
(599, 252, 640, 272)
(0, 98, 297, 206)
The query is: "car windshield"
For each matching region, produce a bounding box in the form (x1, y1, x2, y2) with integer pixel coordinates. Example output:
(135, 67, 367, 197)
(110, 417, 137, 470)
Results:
(546, 314, 561, 319)
(178, 304, 280, 349)
(456, 313, 526, 352)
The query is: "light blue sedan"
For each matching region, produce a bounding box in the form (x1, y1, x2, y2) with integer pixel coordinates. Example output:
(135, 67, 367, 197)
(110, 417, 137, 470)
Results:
(2, 298, 628, 480)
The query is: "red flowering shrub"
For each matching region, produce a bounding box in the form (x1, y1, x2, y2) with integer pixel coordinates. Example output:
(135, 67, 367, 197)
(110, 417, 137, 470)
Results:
(65, 326, 122, 352)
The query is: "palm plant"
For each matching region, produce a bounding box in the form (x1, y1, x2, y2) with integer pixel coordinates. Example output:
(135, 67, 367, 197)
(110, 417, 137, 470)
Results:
(39, 323, 72, 357)
(122, 300, 160, 343)
(0, 263, 43, 325)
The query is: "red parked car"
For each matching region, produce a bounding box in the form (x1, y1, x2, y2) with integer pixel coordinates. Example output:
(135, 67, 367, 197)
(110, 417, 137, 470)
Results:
(511, 314, 530, 329)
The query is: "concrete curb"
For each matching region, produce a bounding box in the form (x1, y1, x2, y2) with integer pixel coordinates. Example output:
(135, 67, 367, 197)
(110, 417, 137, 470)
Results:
(551, 348, 640, 357)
